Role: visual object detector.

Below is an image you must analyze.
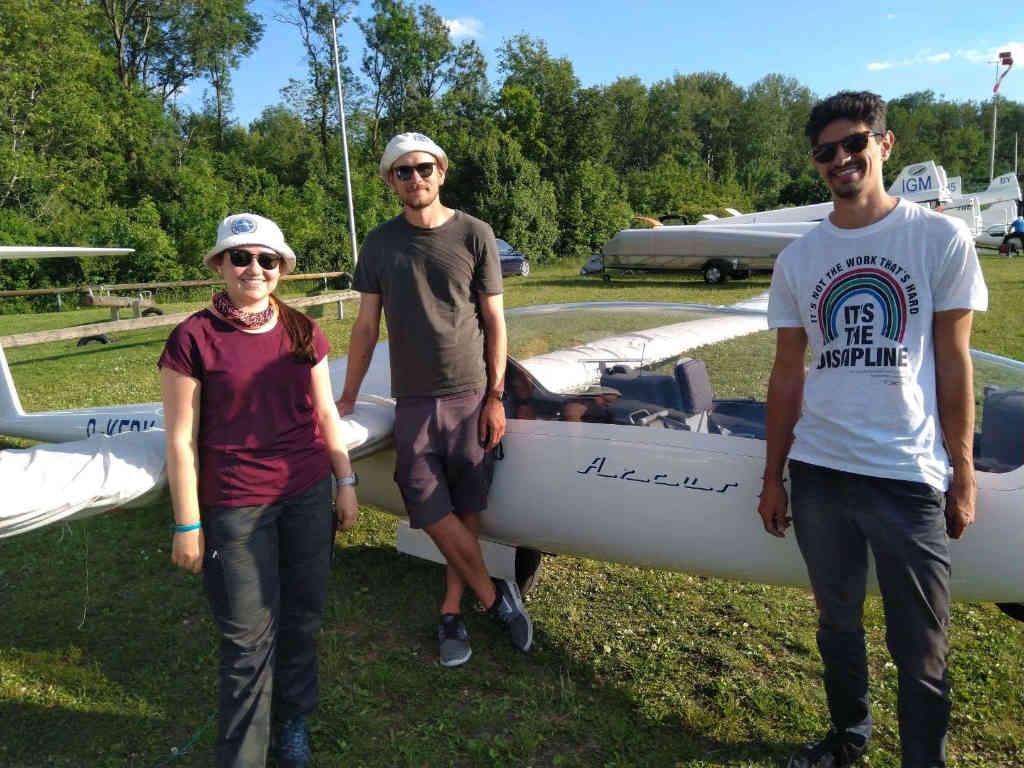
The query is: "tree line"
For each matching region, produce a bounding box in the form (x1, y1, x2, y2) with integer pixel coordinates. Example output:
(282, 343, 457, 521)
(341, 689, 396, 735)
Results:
(1, 0, 1021, 297)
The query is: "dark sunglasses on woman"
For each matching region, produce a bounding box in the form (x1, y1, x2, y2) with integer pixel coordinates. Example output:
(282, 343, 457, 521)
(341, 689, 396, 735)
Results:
(393, 162, 435, 181)
(810, 131, 884, 164)
(226, 249, 281, 270)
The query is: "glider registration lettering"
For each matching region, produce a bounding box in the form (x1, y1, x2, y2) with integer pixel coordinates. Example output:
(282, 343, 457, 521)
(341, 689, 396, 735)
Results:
(577, 457, 739, 493)
(86, 417, 159, 438)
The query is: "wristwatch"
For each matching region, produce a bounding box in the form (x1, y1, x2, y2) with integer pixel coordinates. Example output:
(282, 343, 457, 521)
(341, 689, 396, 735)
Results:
(336, 473, 358, 487)
(487, 390, 505, 402)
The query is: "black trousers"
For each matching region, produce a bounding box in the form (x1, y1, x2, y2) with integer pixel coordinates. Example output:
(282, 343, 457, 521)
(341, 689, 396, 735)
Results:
(790, 461, 951, 768)
(202, 476, 334, 768)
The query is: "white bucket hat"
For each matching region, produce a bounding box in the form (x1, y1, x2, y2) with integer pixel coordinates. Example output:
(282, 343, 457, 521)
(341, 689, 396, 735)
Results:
(379, 132, 448, 180)
(203, 213, 297, 275)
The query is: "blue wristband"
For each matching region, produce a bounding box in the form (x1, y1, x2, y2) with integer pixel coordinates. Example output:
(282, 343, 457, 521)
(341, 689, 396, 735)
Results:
(174, 522, 202, 533)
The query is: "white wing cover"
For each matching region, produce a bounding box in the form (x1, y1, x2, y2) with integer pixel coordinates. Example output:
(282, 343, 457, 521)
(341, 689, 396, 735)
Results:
(0, 400, 396, 538)
(0, 430, 166, 537)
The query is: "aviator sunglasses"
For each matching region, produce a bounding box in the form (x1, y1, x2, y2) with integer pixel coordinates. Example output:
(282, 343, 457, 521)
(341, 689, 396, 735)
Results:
(393, 162, 436, 181)
(810, 130, 884, 164)
(225, 249, 281, 270)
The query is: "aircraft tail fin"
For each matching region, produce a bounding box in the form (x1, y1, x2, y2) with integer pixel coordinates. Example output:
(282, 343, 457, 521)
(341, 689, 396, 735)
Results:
(0, 343, 26, 422)
(887, 161, 952, 204)
(986, 172, 1023, 201)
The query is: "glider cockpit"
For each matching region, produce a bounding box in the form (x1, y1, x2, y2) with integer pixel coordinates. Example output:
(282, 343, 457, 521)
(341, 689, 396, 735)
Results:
(504, 356, 766, 438)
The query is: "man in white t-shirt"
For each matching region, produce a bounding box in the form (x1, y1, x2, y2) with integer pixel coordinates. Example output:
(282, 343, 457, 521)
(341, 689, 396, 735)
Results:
(758, 91, 988, 768)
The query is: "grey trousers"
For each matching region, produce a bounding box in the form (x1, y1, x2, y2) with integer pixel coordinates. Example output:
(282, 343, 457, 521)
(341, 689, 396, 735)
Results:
(202, 476, 334, 768)
(789, 460, 951, 768)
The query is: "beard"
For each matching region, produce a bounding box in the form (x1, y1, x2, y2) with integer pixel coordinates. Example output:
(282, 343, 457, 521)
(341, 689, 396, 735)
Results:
(832, 181, 863, 200)
(401, 186, 439, 210)
(829, 162, 867, 200)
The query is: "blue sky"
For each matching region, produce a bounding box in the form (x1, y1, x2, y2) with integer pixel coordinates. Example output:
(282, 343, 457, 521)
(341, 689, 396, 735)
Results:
(177, 0, 1022, 128)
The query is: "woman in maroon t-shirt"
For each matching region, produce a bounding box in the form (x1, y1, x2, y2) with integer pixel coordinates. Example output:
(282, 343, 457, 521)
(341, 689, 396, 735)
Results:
(158, 213, 358, 768)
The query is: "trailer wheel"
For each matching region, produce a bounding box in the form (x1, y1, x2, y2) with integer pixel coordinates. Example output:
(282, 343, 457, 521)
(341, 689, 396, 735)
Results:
(515, 547, 543, 594)
(703, 263, 727, 285)
(520, 260, 530, 277)
(141, 307, 164, 317)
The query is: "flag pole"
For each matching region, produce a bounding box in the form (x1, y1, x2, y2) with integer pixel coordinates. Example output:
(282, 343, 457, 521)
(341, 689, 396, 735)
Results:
(991, 51, 1015, 182)
(332, 17, 359, 268)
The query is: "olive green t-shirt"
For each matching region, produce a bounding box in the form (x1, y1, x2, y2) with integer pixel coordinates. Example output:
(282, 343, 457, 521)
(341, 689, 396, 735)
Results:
(353, 210, 503, 397)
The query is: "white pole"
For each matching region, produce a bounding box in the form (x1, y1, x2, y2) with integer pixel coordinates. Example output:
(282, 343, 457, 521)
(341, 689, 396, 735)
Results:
(331, 17, 359, 268)
(990, 60, 998, 182)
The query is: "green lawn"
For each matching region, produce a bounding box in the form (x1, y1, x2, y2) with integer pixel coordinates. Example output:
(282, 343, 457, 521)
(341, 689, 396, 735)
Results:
(1, 257, 1022, 767)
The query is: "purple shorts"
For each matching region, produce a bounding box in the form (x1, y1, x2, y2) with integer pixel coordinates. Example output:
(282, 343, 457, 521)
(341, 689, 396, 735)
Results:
(393, 388, 495, 529)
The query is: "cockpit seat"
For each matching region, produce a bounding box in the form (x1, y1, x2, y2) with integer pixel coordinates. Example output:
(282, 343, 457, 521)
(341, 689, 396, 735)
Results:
(674, 358, 714, 431)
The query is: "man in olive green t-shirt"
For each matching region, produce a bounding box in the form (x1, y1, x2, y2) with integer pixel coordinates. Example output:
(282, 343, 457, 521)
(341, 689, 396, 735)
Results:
(337, 132, 532, 668)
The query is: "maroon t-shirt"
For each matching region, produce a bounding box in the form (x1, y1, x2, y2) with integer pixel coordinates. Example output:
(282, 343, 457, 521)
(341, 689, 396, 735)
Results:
(158, 309, 331, 507)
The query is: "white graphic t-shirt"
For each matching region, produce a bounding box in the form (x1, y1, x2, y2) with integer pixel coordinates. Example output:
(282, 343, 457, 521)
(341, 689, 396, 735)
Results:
(768, 198, 988, 489)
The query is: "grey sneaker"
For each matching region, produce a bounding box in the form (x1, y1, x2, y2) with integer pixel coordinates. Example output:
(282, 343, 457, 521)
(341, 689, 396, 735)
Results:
(487, 578, 533, 651)
(438, 613, 472, 667)
(787, 728, 867, 768)
(273, 714, 312, 768)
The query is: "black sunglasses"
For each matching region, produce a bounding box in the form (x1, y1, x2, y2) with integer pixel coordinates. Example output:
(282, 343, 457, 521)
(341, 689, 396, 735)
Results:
(225, 249, 281, 270)
(810, 131, 884, 164)
(393, 162, 435, 181)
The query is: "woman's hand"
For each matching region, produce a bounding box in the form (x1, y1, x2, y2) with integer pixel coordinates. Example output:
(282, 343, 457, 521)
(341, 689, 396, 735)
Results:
(335, 485, 359, 531)
(171, 528, 205, 574)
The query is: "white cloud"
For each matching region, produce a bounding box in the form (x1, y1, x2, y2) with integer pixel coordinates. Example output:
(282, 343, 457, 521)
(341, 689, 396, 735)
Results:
(955, 42, 1023, 64)
(886, 13, 896, 20)
(865, 49, 952, 71)
(444, 17, 483, 40)
(956, 48, 988, 64)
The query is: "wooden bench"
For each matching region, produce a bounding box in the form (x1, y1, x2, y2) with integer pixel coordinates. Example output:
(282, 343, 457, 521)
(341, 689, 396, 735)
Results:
(81, 288, 161, 319)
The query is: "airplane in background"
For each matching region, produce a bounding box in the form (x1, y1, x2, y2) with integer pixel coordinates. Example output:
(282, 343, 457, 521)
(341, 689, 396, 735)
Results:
(698, 160, 960, 227)
(2, 295, 1023, 622)
(694, 162, 1021, 253)
(944, 172, 1024, 250)
(585, 161, 1004, 284)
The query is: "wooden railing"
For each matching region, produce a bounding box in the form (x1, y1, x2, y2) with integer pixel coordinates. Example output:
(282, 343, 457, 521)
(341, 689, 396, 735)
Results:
(0, 271, 349, 299)
(0, 291, 359, 348)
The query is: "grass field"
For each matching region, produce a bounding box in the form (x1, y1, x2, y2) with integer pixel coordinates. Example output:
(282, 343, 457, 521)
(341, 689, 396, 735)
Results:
(1, 257, 1023, 767)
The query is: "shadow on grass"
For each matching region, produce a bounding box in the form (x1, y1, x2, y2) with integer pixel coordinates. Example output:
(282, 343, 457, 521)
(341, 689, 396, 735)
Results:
(0, 701, 216, 768)
(2, 507, 803, 767)
(6, 338, 166, 368)
(319, 543, 798, 767)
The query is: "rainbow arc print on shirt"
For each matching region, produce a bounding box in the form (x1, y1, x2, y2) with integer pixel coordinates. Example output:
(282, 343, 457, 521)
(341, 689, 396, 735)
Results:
(818, 267, 907, 345)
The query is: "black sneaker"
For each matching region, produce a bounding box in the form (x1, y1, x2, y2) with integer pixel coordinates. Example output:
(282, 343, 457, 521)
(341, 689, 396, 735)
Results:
(273, 714, 312, 768)
(438, 613, 472, 667)
(487, 578, 533, 651)
(787, 728, 868, 768)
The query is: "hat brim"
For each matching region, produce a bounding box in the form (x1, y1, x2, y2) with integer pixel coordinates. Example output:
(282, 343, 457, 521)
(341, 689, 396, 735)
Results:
(379, 139, 448, 180)
(204, 238, 297, 275)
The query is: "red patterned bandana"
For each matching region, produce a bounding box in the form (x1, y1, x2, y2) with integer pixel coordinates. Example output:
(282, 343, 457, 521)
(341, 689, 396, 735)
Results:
(212, 290, 274, 329)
